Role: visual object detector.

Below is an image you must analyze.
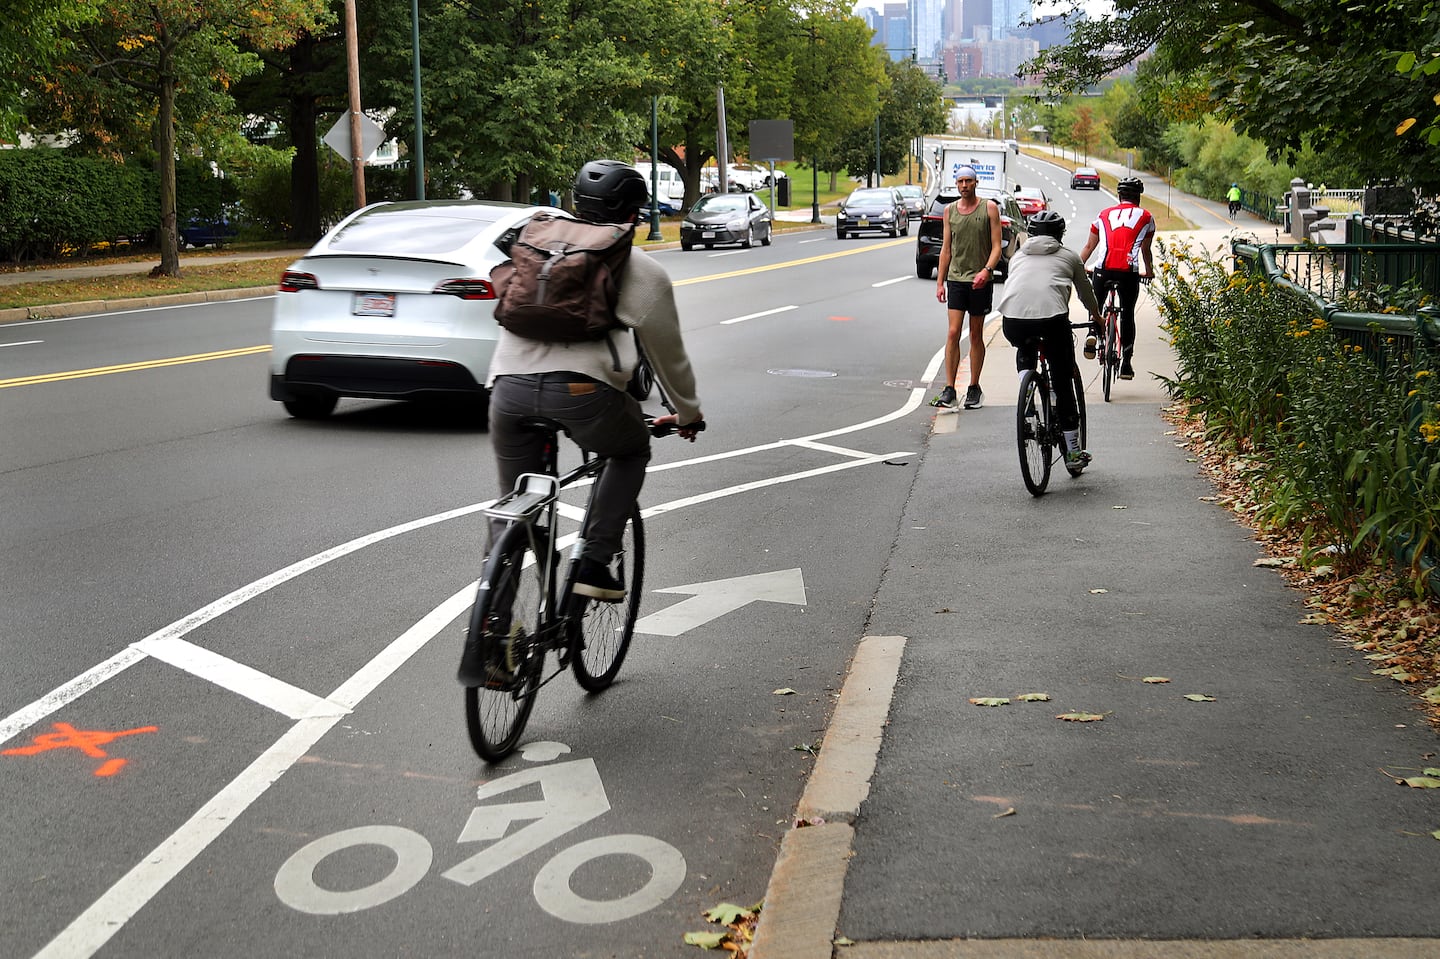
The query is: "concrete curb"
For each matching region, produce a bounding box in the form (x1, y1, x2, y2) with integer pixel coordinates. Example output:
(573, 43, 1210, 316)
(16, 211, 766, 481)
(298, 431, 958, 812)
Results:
(749, 635, 907, 959)
(1, 285, 278, 323)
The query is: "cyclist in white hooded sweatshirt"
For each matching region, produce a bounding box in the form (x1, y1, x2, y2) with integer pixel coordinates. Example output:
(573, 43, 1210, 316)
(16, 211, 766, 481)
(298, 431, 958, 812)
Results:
(995, 210, 1103, 468)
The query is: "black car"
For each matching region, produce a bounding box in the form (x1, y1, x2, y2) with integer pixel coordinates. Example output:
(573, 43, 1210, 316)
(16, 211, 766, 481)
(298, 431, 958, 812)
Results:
(1071, 167, 1101, 190)
(914, 188, 1028, 281)
(680, 192, 773, 250)
(836, 188, 909, 239)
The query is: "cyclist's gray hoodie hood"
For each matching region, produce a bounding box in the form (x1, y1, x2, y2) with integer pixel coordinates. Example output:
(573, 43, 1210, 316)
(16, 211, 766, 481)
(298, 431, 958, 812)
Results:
(996, 235, 1102, 320)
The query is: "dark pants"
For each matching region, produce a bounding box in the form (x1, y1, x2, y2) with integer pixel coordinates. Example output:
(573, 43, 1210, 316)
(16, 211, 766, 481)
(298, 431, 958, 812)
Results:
(489, 373, 651, 563)
(1091, 269, 1140, 358)
(1002, 314, 1081, 430)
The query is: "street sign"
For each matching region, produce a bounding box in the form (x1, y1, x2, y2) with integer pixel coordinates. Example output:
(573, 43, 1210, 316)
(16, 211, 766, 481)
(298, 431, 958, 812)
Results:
(323, 111, 388, 162)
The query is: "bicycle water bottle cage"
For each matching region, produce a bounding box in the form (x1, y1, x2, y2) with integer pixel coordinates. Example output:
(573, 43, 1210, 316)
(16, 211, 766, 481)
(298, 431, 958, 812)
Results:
(484, 473, 559, 522)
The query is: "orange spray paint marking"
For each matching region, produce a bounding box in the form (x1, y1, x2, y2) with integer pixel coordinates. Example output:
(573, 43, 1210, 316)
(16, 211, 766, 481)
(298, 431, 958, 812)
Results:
(2, 722, 157, 777)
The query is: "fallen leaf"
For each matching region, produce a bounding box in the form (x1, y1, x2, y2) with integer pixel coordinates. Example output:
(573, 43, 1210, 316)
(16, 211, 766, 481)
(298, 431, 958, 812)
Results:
(1299, 612, 1330, 624)
(684, 931, 729, 949)
(772, 688, 796, 696)
(834, 936, 856, 947)
(1184, 694, 1217, 702)
(1432, 828, 1440, 841)
(1310, 565, 1335, 577)
(1402, 776, 1440, 788)
(992, 806, 1017, 818)
(1015, 692, 1051, 702)
(1422, 686, 1440, 705)
(1142, 676, 1171, 684)
(969, 697, 1010, 707)
(704, 903, 753, 925)
(1112, 505, 1128, 510)
(1253, 557, 1287, 567)
(1090, 588, 1109, 594)
(1056, 711, 1104, 722)
(1426, 768, 1440, 777)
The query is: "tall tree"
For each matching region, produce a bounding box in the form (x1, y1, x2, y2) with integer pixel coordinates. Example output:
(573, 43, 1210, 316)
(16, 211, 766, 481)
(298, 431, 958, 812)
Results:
(30, 0, 331, 274)
(793, 3, 890, 191)
(1025, 0, 1440, 189)
(0, 0, 102, 140)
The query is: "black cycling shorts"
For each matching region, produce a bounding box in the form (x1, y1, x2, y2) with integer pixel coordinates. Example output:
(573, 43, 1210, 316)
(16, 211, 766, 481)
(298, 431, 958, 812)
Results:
(945, 279, 993, 317)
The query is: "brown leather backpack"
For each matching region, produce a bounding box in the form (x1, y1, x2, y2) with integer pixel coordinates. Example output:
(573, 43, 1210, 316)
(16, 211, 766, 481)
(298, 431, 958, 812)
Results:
(491, 213, 635, 342)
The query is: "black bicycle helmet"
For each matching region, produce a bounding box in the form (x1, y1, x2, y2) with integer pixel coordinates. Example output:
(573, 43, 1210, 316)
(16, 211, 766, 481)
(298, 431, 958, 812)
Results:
(1116, 176, 1144, 200)
(1027, 209, 1066, 239)
(573, 159, 648, 222)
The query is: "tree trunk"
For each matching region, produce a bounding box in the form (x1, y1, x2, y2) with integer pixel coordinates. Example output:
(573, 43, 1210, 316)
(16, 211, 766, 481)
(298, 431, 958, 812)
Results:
(154, 43, 180, 278)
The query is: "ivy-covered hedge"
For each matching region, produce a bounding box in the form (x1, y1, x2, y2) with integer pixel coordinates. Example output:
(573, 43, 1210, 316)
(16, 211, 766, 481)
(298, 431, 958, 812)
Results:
(0, 150, 158, 261)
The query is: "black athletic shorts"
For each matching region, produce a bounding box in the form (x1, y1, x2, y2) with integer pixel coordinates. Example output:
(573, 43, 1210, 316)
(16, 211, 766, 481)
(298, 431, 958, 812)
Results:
(945, 279, 993, 317)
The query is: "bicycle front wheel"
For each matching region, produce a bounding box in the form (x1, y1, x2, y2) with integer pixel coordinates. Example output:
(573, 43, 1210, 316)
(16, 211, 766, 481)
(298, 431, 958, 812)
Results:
(569, 507, 644, 692)
(462, 523, 546, 762)
(1017, 369, 1053, 496)
(1065, 368, 1088, 477)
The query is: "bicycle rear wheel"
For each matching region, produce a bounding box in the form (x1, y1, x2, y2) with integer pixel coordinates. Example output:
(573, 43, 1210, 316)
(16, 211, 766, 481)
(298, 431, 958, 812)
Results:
(1101, 309, 1120, 402)
(1065, 368, 1088, 477)
(569, 507, 644, 692)
(1017, 369, 1053, 496)
(462, 523, 545, 762)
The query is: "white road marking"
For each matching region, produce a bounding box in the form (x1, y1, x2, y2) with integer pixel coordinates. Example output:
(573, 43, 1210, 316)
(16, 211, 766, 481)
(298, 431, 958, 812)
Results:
(1, 339, 43, 348)
(136, 636, 348, 719)
(721, 304, 798, 325)
(871, 276, 909, 287)
(18, 347, 950, 955)
(635, 568, 807, 636)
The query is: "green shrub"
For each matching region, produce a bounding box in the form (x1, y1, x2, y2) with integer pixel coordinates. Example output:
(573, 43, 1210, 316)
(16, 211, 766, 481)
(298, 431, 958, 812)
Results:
(0, 149, 158, 259)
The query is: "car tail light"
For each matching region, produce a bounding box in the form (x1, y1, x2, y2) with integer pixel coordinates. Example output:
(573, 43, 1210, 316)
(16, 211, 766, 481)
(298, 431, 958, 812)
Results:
(278, 271, 319, 293)
(433, 278, 497, 300)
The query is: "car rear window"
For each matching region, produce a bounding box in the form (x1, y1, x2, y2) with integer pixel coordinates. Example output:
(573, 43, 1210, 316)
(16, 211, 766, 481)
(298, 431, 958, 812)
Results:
(848, 190, 893, 203)
(327, 209, 511, 254)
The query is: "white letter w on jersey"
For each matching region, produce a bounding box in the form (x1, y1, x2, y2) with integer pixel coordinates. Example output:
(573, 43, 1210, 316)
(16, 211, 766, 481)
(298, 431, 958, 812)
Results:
(1106, 207, 1145, 229)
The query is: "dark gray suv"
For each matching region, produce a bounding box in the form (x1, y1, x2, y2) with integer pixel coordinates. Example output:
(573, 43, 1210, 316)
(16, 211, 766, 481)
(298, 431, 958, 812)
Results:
(914, 188, 1028, 280)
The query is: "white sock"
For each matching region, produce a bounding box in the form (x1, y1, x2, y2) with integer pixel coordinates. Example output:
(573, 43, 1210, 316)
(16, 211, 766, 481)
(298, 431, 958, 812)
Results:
(1063, 429, 1080, 452)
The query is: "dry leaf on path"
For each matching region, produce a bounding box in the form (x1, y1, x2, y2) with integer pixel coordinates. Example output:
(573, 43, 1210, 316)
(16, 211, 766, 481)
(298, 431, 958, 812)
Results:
(969, 697, 1010, 707)
(1056, 711, 1104, 722)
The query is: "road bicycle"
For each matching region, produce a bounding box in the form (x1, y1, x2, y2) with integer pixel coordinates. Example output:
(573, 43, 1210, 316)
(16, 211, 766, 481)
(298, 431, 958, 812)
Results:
(458, 414, 701, 763)
(1017, 322, 1090, 496)
(1097, 283, 1123, 402)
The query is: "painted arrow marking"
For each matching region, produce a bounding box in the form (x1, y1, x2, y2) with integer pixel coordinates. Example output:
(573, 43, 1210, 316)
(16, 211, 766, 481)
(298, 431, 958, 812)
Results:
(634, 568, 807, 637)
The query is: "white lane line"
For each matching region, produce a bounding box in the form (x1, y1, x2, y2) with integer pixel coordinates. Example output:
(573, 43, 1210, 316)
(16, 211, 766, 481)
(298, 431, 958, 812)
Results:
(32, 586, 475, 959)
(1, 339, 43, 348)
(791, 439, 883, 459)
(0, 500, 491, 746)
(871, 277, 909, 288)
(721, 305, 798, 325)
(135, 637, 347, 719)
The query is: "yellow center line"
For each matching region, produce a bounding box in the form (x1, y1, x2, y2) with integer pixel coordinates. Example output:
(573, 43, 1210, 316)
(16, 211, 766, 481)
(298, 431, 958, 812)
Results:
(0, 344, 271, 389)
(6, 240, 907, 388)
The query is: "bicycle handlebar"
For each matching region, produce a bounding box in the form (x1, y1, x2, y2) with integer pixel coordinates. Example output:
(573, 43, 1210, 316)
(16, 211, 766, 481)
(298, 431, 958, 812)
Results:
(647, 418, 707, 438)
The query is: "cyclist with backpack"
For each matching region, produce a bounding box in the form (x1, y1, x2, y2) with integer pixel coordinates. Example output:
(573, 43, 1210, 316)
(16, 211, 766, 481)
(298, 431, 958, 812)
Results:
(1079, 176, 1155, 381)
(996, 210, 1103, 469)
(486, 159, 704, 602)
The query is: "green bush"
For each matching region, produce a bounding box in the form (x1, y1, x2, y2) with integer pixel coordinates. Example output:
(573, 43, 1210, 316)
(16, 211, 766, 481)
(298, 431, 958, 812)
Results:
(1155, 238, 1440, 595)
(0, 149, 158, 260)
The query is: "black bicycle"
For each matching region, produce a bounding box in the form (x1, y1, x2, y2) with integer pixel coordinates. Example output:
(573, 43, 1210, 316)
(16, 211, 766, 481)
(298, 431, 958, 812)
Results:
(1017, 322, 1090, 496)
(1098, 283, 1123, 402)
(458, 415, 700, 762)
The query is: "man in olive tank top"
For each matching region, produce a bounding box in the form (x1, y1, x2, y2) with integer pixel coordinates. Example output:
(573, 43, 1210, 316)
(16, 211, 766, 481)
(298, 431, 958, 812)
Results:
(932, 165, 1003, 409)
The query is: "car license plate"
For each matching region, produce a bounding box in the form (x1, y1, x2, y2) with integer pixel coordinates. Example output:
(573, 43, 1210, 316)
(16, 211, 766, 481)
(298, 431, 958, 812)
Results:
(858, 218, 869, 227)
(701, 231, 715, 239)
(353, 292, 396, 317)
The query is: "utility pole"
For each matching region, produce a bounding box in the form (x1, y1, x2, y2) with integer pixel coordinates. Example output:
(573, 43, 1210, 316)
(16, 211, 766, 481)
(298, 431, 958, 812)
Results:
(344, 0, 365, 209)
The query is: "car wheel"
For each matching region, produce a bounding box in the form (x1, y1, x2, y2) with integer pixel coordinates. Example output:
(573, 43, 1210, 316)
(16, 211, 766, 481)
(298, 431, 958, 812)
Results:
(282, 393, 338, 420)
(837, 228, 846, 239)
(681, 241, 693, 251)
(704, 243, 713, 249)
(742, 226, 753, 249)
(901, 220, 910, 237)
(760, 227, 771, 247)
(916, 260, 931, 279)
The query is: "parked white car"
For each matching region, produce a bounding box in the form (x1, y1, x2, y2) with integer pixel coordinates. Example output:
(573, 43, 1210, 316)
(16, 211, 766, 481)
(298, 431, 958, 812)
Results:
(269, 200, 562, 420)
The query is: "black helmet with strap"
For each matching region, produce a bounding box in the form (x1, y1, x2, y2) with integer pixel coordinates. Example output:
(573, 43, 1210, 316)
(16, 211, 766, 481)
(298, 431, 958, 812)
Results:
(1027, 209, 1066, 239)
(573, 159, 648, 223)
(1116, 176, 1144, 201)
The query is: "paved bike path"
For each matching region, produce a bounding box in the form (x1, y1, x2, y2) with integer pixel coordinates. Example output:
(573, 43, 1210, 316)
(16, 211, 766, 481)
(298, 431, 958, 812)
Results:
(753, 226, 1440, 958)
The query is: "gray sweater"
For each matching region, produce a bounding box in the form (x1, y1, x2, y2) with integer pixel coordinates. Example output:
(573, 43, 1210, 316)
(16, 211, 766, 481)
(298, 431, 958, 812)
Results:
(995, 235, 1102, 320)
(485, 247, 702, 424)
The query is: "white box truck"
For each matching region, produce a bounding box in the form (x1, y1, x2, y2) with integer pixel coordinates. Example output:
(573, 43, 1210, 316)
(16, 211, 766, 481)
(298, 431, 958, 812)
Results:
(934, 139, 1009, 195)
(633, 161, 685, 213)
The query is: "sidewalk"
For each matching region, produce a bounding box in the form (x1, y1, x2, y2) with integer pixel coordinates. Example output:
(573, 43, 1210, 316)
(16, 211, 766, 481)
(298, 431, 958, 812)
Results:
(752, 225, 1440, 958)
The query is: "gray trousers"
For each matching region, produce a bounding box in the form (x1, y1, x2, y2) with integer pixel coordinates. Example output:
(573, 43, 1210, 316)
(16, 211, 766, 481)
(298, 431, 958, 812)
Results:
(488, 373, 651, 562)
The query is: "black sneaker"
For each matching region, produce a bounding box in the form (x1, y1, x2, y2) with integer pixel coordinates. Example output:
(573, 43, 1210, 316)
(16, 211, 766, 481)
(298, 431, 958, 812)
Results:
(1119, 360, 1135, 380)
(1083, 335, 1097, 360)
(573, 557, 625, 602)
(930, 385, 958, 409)
(963, 385, 984, 409)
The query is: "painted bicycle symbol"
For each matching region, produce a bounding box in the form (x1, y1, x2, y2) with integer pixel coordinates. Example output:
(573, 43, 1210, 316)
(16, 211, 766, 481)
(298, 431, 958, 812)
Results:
(273, 743, 686, 924)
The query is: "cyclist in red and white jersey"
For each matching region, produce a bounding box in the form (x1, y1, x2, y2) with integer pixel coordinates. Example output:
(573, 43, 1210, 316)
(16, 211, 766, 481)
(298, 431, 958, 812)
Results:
(1079, 176, 1155, 380)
